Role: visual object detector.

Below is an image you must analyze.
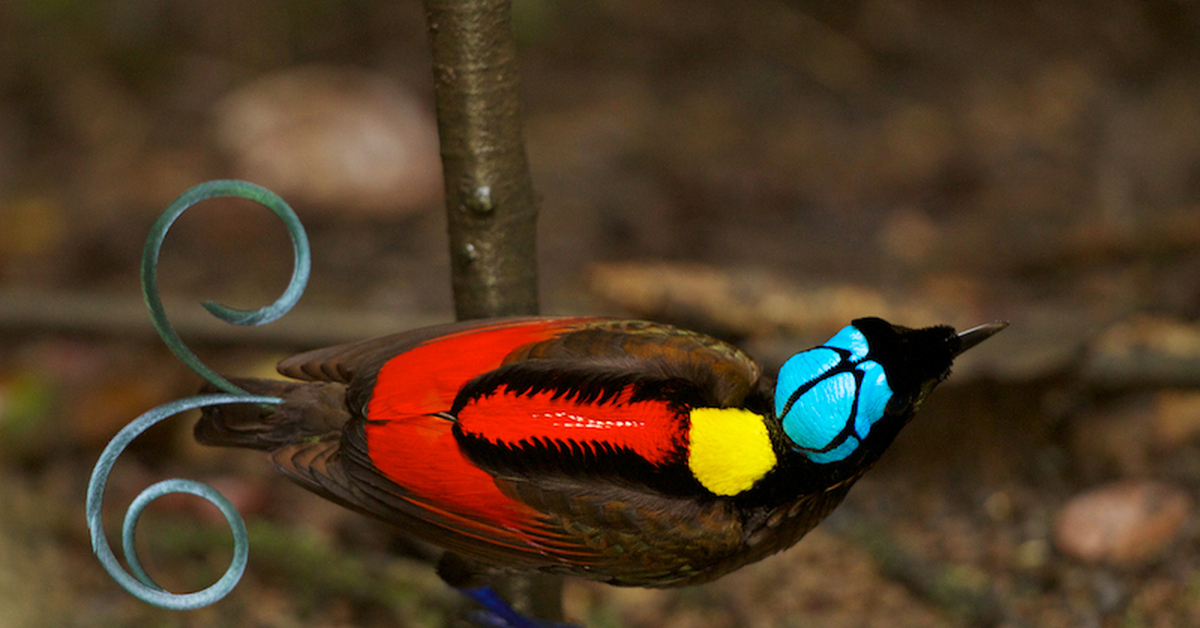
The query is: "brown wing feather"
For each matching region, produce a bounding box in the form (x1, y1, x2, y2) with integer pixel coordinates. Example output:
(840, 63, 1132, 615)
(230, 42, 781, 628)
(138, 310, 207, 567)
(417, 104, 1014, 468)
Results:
(493, 473, 747, 586)
(335, 419, 595, 570)
(216, 393, 588, 570)
(195, 377, 349, 450)
(275, 317, 552, 383)
(504, 320, 762, 407)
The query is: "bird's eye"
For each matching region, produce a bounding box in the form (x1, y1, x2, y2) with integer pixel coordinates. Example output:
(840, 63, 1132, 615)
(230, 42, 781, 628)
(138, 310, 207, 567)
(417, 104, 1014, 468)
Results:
(775, 325, 894, 464)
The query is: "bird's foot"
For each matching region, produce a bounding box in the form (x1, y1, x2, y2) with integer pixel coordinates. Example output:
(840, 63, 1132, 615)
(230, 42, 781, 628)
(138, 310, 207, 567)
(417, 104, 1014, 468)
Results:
(459, 586, 580, 628)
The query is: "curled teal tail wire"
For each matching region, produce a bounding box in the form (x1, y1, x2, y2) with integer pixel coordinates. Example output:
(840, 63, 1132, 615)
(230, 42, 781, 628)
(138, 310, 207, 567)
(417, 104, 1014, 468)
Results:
(86, 394, 280, 609)
(142, 179, 311, 394)
(87, 180, 310, 609)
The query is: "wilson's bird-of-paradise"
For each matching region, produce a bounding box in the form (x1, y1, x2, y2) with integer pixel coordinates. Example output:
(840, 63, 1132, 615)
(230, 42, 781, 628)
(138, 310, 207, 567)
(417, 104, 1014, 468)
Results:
(196, 315, 1005, 627)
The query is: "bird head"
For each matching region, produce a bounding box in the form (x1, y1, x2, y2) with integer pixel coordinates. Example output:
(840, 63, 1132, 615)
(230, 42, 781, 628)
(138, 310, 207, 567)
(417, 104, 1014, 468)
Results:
(774, 317, 1006, 465)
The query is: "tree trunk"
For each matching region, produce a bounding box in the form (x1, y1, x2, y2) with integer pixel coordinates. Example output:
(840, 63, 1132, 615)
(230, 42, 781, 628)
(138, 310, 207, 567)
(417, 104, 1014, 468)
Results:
(425, 0, 540, 320)
(422, 0, 561, 621)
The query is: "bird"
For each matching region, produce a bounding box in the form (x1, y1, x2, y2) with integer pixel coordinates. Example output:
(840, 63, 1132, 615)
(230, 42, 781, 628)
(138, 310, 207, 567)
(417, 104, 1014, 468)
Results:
(195, 315, 1005, 627)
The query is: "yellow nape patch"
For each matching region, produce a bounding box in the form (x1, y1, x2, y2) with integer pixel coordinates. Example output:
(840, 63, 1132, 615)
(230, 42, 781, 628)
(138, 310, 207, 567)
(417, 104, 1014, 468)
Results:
(688, 407, 777, 496)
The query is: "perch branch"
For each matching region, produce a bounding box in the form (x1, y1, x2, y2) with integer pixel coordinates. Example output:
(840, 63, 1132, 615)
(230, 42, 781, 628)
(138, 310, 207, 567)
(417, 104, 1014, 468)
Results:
(424, 0, 540, 320)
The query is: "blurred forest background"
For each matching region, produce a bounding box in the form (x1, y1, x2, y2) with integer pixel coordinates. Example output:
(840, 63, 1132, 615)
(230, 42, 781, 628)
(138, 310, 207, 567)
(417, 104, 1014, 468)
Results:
(3, 0, 1200, 627)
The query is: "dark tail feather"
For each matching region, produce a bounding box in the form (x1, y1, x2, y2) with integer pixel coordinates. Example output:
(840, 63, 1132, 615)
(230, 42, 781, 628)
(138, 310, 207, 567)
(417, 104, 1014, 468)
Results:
(196, 377, 351, 451)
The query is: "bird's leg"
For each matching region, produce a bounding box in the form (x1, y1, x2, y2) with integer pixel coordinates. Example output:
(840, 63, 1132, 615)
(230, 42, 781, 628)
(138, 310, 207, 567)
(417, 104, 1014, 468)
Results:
(459, 586, 579, 628)
(439, 553, 579, 628)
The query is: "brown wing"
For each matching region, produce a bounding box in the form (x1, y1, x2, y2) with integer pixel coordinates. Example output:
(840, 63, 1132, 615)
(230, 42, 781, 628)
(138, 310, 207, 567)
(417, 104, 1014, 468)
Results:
(203, 317, 768, 581)
(275, 316, 554, 389)
(499, 319, 762, 408)
(492, 473, 748, 586)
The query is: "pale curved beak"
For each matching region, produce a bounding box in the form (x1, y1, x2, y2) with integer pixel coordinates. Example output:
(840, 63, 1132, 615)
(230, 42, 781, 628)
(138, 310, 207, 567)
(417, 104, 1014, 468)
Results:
(952, 321, 1008, 357)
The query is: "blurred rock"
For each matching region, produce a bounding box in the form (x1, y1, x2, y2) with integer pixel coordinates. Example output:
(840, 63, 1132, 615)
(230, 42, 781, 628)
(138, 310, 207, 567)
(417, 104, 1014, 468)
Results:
(878, 206, 940, 270)
(588, 261, 1022, 380)
(1084, 315, 1200, 387)
(1067, 397, 1154, 480)
(588, 261, 952, 340)
(214, 65, 442, 216)
(1069, 390, 1200, 482)
(570, 527, 952, 628)
(1152, 390, 1200, 449)
(1053, 481, 1191, 567)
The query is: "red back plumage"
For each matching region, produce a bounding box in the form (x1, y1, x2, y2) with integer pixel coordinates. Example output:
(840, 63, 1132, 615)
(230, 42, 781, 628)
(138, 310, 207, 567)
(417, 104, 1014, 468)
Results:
(364, 318, 600, 534)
